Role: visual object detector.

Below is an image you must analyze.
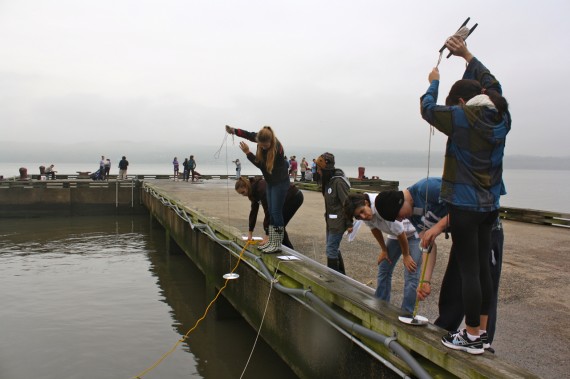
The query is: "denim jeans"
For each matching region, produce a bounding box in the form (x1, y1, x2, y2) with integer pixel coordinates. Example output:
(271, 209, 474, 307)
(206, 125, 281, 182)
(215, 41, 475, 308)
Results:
(375, 236, 422, 313)
(265, 178, 290, 227)
(325, 231, 344, 259)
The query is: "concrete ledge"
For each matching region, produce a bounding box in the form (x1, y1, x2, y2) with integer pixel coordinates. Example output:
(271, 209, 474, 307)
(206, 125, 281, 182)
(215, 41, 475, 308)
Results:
(0, 179, 145, 217)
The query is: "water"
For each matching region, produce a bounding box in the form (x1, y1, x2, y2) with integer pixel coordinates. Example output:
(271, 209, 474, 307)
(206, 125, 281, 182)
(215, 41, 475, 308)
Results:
(0, 215, 297, 379)
(1, 162, 568, 213)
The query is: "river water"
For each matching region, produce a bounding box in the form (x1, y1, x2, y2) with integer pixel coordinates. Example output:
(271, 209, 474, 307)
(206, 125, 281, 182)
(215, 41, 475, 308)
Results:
(0, 215, 297, 379)
(1, 162, 568, 213)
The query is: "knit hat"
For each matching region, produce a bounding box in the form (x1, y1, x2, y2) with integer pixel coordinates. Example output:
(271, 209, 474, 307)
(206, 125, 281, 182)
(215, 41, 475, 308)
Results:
(375, 191, 404, 222)
(316, 152, 335, 170)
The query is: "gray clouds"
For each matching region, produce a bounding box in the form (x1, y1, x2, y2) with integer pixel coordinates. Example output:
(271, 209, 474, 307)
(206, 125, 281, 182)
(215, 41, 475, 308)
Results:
(1, 1, 569, 157)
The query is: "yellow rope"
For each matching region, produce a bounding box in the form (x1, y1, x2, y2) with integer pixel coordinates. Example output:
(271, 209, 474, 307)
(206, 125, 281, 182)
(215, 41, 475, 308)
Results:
(130, 240, 252, 379)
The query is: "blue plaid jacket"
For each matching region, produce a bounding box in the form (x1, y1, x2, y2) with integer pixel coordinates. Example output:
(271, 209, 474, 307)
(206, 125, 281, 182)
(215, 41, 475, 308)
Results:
(420, 58, 511, 211)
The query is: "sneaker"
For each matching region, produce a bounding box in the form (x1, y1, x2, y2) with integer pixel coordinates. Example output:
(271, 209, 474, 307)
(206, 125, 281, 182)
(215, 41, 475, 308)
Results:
(441, 329, 484, 355)
(480, 332, 491, 349)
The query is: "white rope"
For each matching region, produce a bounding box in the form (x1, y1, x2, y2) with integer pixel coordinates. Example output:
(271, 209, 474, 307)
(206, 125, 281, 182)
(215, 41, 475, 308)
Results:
(239, 260, 285, 379)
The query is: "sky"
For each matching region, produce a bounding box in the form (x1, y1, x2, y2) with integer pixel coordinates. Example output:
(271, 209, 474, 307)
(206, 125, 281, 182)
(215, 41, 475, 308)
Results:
(1, 0, 569, 159)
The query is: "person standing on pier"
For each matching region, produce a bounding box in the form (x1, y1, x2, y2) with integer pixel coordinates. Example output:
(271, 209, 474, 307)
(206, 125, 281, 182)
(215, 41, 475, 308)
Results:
(300, 157, 309, 182)
(233, 158, 241, 179)
(118, 156, 129, 180)
(415, 216, 504, 353)
(317, 152, 352, 274)
(289, 156, 298, 182)
(182, 158, 189, 181)
(188, 155, 197, 182)
(104, 159, 111, 180)
(225, 125, 289, 253)
(235, 176, 303, 249)
(173, 157, 179, 181)
(99, 156, 106, 179)
(420, 36, 510, 355)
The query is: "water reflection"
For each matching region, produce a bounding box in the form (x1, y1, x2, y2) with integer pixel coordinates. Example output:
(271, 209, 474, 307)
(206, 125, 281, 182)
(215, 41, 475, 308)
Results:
(0, 215, 297, 379)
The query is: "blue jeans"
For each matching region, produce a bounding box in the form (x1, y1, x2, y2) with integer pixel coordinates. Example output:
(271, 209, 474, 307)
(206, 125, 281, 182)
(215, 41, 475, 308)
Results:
(375, 236, 422, 313)
(325, 231, 344, 259)
(265, 178, 290, 227)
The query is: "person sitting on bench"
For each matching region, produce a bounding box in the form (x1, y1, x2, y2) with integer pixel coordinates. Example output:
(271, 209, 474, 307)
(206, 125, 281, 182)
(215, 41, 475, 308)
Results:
(45, 164, 57, 179)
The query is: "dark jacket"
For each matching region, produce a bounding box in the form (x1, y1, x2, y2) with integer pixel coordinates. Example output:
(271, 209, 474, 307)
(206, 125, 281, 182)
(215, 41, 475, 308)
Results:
(323, 169, 353, 233)
(234, 128, 289, 184)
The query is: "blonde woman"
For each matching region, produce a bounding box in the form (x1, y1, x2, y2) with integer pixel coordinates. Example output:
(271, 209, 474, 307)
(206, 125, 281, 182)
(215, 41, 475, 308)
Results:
(225, 125, 289, 253)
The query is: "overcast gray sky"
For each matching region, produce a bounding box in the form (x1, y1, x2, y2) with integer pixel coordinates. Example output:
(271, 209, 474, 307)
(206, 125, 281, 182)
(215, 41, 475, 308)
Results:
(1, 1, 568, 157)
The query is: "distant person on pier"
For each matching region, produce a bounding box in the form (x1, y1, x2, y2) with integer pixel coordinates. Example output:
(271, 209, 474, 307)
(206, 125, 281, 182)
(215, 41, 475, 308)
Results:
(300, 157, 309, 181)
(289, 156, 298, 182)
(233, 158, 241, 179)
(104, 159, 111, 180)
(99, 156, 106, 179)
(343, 192, 419, 310)
(182, 158, 189, 181)
(317, 152, 352, 274)
(235, 177, 303, 249)
(118, 156, 129, 180)
(225, 125, 289, 253)
(172, 157, 179, 181)
(45, 164, 57, 180)
(311, 158, 319, 184)
(420, 36, 510, 354)
(188, 155, 197, 182)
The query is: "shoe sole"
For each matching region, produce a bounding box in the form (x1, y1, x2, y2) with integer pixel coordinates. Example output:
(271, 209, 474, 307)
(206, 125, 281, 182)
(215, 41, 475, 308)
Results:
(441, 339, 484, 355)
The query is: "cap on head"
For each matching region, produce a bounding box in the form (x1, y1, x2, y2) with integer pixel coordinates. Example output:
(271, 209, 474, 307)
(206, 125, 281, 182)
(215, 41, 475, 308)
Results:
(316, 152, 335, 170)
(375, 191, 405, 221)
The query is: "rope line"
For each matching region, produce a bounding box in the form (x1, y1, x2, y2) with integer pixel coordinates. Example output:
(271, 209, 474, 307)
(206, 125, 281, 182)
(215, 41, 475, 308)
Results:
(130, 241, 251, 379)
(239, 260, 286, 378)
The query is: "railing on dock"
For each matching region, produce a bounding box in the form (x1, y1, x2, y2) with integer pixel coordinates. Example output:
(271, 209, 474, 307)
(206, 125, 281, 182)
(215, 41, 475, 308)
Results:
(2, 175, 568, 228)
(294, 178, 399, 193)
(500, 207, 570, 228)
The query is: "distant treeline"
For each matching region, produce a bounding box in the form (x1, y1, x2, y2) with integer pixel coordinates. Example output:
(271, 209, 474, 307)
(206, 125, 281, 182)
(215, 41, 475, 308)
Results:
(2, 142, 568, 171)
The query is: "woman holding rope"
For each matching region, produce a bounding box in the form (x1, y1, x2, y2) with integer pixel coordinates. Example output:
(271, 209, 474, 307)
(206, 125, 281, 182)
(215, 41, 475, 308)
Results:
(420, 36, 510, 354)
(225, 125, 290, 253)
(235, 176, 303, 249)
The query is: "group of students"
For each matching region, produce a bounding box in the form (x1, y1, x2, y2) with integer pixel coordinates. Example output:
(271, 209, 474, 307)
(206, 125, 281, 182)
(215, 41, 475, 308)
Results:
(225, 37, 510, 355)
(173, 156, 199, 182)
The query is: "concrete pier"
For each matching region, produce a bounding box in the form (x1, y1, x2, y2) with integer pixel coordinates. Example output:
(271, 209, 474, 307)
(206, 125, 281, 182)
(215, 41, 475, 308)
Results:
(0, 179, 144, 216)
(142, 179, 555, 379)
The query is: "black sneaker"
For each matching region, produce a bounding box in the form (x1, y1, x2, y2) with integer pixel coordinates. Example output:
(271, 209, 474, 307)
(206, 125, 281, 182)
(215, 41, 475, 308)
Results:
(480, 332, 491, 349)
(441, 329, 484, 355)
(480, 332, 495, 353)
